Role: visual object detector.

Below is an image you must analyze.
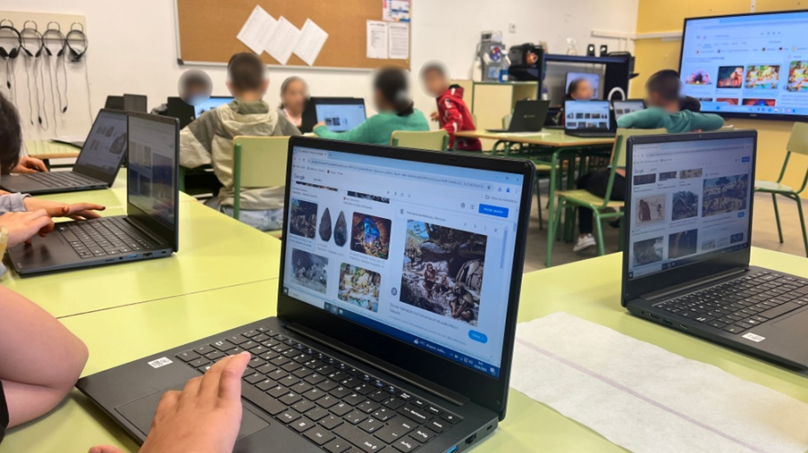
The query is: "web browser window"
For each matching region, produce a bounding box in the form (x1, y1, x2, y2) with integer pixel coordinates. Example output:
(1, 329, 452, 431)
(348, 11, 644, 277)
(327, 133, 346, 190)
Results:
(628, 136, 754, 279)
(315, 104, 367, 132)
(282, 147, 524, 378)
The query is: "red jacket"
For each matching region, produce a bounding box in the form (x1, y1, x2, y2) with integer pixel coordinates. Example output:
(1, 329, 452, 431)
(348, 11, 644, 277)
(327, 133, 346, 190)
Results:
(436, 85, 482, 151)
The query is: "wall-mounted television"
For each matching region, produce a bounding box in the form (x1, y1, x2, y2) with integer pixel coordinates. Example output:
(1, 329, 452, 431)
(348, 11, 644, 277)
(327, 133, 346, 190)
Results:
(679, 10, 808, 121)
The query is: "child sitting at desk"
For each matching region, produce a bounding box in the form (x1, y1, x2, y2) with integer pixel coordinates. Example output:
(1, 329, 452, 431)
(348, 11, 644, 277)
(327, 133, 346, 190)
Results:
(573, 69, 724, 253)
(313, 66, 429, 145)
(420, 61, 481, 151)
(180, 52, 301, 232)
(556, 78, 595, 126)
(278, 76, 309, 129)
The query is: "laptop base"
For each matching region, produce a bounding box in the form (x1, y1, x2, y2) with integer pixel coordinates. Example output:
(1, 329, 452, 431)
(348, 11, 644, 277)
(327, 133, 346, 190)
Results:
(565, 130, 615, 138)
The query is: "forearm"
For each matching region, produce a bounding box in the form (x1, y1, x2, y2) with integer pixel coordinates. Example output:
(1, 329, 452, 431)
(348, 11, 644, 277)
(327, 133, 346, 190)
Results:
(0, 193, 30, 214)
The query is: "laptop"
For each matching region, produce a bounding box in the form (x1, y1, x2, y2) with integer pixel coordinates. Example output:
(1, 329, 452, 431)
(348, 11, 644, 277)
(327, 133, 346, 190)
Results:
(623, 130, 808, 369)
(2, 110, 129, 195)
(193, 95, 235, 118)
(77, 136, 535, 453)
(486, 100, 550, 133)
(123, 94, 148, 113)
(301, 97, 366, 133)
(612, 99, 645, 120)
(105, 95, 124, 110)
(564, 100, 615, 138)
(7, 113, 180, 277)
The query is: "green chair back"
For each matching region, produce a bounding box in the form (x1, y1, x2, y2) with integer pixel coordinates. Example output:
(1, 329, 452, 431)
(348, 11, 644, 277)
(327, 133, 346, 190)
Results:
(613, 127, 667, 169)
(232, 135, 290, 220)
(390, 130, 449, 151)
(787, 122, 808, 156)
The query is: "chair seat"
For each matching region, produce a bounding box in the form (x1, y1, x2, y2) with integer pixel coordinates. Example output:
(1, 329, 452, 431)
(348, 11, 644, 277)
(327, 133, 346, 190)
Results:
(755, 180, 795, 193)
(535, 163, 553, 172)
(557, 189, 625, 209)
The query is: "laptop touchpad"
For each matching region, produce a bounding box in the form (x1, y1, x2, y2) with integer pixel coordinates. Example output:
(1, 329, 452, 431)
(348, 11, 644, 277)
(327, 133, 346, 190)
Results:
(773, 310, 808, 335)
(116, 382, 269, 440)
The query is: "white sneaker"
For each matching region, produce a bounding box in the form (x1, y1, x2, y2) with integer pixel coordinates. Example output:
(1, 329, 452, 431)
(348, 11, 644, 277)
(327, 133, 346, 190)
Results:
(573, 234, 596, 252)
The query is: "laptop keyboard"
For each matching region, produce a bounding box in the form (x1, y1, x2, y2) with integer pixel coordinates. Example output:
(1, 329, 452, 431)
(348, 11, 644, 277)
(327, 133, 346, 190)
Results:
(57, 217, 153, 258)
(657, 271, 808, 334)
(24, 171, 100, 188)
(175, 326, 462, 453)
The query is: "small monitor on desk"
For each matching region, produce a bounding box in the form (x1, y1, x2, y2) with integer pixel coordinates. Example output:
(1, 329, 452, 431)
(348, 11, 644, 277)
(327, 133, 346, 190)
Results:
(193, 96, 235, 118)
(612, 99, 646, 120)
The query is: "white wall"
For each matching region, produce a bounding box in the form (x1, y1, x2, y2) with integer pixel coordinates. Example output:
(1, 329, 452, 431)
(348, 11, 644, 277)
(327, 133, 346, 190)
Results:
(3, 0, 638, 140)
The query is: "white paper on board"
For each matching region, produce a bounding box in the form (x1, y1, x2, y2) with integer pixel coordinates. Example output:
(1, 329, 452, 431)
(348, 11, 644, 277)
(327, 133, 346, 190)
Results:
(236, 5, 278, 55)
(293, 19, 328, 66)
(366, 21, 389, 59)
(265, 16, 302, 65)
(388, 22, 409, 60)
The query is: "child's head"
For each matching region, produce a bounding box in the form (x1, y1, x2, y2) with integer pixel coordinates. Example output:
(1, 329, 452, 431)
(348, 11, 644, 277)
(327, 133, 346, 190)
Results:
(567, 79, 594, 100)
(645, 69, 682, 112)
(0, 93, 22, 174)
(280, 76, 308, 115)
(373, 67, 414, 116)
(226, 52, 269, 101)
(419, 61, 450, 97)
(679, 95, 701, 112)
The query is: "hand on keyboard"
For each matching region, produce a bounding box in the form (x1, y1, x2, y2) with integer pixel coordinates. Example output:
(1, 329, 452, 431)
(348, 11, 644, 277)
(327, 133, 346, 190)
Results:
(23, 198, 106, 220)
(0, 210, 55, 247)
(88, 352, 252, 453)
(11, 156, 48, 174)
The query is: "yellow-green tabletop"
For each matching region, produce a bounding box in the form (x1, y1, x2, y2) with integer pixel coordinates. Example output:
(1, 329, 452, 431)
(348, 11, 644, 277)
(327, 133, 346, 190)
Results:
(24, 140, 81, 160)
(6, 247, 808, 452)
(1, 200, 281, 318)
(33, 172, 195, 209)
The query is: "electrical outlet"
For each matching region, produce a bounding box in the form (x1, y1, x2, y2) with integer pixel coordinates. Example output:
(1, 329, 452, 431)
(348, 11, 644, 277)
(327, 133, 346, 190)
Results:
(508, 22, 517, 33)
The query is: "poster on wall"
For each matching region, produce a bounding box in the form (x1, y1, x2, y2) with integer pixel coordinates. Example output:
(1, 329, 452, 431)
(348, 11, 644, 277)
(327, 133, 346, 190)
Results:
(382, 0, 410, 22)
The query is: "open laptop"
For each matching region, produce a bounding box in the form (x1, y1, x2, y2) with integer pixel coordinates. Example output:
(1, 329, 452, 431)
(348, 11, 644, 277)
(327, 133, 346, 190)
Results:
(486, 100, 550, 133)
(623, 130, 808, 369)
(564, 100, 615, 138)
(612, 99, 645, 120)
(77, 136, 535, 453)
(7, 113, 180, 277)
(193, 95, 235, 118)
(2, 110, 128, 195)
(123, 94, 148, 113)
(301, 97, 366, 133)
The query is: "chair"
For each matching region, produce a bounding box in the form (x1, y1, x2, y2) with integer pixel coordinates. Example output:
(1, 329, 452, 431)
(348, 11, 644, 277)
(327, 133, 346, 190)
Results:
(754, 122, 808, 256)
(546, 128, 666, 266)
(390, 130, 449, 151)
(232, 136, 290, 237)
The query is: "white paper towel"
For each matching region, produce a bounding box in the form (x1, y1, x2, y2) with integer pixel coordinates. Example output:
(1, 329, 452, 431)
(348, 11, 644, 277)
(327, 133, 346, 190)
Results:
(511, 312, 808, 453)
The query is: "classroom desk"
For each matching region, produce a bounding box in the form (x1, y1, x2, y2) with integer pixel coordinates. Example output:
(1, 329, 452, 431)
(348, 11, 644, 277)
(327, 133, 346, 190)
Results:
(1, 199, 282, 319)
(24, 140, 81, 169)
(454, 129, 615, 149)
(5, 247, 806, 452)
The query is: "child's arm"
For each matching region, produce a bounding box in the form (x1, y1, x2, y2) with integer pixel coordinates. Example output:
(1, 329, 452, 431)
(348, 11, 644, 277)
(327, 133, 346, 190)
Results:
(313, 118, 376, 143)
(179, 110, 219, 168)
(0, 286, 88, 427)
(440, 99, 465, 135)
(688, 112, 725, 131)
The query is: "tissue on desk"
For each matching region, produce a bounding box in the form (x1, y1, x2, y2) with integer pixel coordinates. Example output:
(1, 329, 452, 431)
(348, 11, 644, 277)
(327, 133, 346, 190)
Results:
(511, 312, 808, 453)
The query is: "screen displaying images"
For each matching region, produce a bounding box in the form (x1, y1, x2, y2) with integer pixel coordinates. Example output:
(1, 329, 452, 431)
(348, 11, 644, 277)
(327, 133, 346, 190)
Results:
(679, 11, 808, 119)
(627, 136, 754, 279)
(564, 100, 611, 130)
(76, 110, 128, 173)
(282, 147, 524, 377)
(314, 103, 366, 132)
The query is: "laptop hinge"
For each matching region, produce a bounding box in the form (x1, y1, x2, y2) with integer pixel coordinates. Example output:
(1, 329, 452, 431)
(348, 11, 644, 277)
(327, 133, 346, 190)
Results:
(286, 323, 470, 407)
(125, 218, 167, 246)
(644, 268, 747, 302)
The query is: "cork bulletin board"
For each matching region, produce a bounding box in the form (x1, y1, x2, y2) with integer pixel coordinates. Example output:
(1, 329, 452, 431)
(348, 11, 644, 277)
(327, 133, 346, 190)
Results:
(175, 0, 410, 70)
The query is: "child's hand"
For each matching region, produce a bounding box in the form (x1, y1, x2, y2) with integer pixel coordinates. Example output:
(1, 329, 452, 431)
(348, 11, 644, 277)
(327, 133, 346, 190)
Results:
(12, 156, 48, 173)
(430, 111, 440, 122)
(23, 198, 106, 220)
(0, 210, 55, 247)
(314, 121, 326, 129)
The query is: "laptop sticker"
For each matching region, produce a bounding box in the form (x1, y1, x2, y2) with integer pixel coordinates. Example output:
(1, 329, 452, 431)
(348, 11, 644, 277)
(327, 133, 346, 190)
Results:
(147, 357, 173, 369)
(742, 332, 765, 343)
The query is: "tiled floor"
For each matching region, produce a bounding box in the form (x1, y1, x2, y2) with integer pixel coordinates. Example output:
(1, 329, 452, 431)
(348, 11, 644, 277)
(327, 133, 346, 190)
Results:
(523, 190, 807, 273)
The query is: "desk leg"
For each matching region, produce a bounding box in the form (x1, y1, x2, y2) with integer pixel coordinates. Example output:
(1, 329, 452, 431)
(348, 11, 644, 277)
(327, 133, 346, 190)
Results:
(545, 150, 561, 267)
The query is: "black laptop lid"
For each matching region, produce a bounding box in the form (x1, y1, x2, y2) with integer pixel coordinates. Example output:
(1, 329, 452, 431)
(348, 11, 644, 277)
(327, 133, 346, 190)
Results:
(301, 97, 365, 133)
(278, 137, 534, 419)
(564, 100, 612, 131)
(126, 113, 180, 251)
(105, 95, 124, 110)
(622, 130, 757, 303)
(123, 94, 148, 113)
(73, 109, 128, 184)
(165, 97, 195, 128)
(509, 100, 549, 132)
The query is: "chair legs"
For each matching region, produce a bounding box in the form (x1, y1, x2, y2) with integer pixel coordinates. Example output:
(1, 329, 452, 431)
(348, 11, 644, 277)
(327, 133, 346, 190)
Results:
(546, 197, 566, 267)
(772, 193, 784, 243)
(593, 211, 606, 257)
(536, 176, 544, 230)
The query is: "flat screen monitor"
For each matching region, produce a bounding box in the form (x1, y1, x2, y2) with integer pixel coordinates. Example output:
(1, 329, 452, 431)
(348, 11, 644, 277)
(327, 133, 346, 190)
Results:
(679, 10, 808, 121)
(565, 72, 601, 99)
(193, 96, 235, 118)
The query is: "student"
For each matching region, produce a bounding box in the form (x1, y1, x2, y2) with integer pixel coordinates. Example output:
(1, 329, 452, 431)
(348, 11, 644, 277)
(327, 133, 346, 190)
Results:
(573, 69, 724, 252)
(556, 78, 596, 126)
(0, 286, 89, 443)
(313, 67, 429, 145)
(279, 76, 308, 129)
(180, 52, 301, 232)
(88, 353, 250, 453)
(420, 62, 481, 151)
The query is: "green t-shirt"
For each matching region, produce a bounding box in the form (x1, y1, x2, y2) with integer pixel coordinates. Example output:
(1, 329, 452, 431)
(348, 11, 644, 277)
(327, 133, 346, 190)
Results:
(313, 109, 430, 145)
(616, 107, 725, 133)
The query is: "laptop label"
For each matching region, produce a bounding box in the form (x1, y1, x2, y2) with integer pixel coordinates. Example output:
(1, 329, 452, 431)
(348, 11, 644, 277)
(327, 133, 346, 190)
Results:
(147, 357, 173, 369)
(742, 332, 765, 343)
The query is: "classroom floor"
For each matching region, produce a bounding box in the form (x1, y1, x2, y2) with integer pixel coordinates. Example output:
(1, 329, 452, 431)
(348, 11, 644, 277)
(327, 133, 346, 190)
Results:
(523, 189, 808, 273)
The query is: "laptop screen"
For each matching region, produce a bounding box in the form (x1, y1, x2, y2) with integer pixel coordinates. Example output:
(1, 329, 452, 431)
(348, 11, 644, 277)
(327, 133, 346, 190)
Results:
(127, 115, 177, 229)
(613, 100, 645, 120)
(564, 100, 611, 130)
(314, 101, 366, 132)
(75, 110, 128, 174)
(627, 135, 755, 279)
(194, 96, 234, 118)
(565, 72, 601, 99)
(282, 147, 525, 378)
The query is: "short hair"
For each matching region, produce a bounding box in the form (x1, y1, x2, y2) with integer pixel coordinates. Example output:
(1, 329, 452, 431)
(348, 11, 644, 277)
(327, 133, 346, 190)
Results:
(566, 78, 588, 100)
(420, 61, 448, 79)
(646, 70, 681, 102)
(0, 93, 22, 174)
(227, 52, 267, 92)
(680, 95, 701, 112)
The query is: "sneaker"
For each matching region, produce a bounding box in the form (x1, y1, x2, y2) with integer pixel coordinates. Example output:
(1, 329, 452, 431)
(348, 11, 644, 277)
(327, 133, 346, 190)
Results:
(573, 234, 596, 252)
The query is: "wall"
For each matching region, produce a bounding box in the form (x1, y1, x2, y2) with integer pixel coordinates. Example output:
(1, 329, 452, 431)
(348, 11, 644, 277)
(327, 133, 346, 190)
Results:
(632, 0, 808, 198)
(2, 0, 638, 141)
